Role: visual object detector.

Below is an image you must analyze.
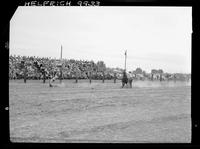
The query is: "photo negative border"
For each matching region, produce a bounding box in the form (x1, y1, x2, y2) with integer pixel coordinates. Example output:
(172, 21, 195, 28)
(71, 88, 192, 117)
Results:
(1, 0, 199, 148)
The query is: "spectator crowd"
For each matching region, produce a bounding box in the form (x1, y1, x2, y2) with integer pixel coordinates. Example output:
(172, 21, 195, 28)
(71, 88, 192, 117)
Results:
(9, 55, 191, 82)
(9, 55, 116, 80)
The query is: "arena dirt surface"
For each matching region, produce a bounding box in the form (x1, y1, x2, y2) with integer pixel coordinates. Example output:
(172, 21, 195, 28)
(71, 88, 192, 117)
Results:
(9, 79, 191, 143)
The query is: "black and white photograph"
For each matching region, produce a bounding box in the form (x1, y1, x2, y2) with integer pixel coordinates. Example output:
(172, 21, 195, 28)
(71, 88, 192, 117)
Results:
(9, 6, 191, 143)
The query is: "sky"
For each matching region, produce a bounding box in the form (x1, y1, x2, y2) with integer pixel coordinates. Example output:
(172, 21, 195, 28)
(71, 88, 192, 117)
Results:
(10, 6, 192, 73)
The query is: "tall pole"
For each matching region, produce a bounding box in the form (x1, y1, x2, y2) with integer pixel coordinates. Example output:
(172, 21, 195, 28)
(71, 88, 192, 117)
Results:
(60, 45, 62, 60)
(125, 50, 127, 72)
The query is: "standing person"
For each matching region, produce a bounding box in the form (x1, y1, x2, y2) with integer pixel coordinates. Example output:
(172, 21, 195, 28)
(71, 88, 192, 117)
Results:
(75, 66, 79, 83)
(127, 71, 133, 88)
(21, 60, 27, 83)
(160, 73, 162, 82)
(42, 68, 46, 83)
(89, 71, 92, 83)
(102, 71, 105, 83)
(75, 71, 78, 83)
(59, 69, 63, 83)
(24, 66, 27, 83)
(174, 74, 176, 83)
(114, 72, 117, 83)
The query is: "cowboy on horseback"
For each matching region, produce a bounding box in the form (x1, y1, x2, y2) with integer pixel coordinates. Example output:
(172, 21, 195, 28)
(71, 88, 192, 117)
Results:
(122, 70, 133, 88)
(122, 70, 128, 88)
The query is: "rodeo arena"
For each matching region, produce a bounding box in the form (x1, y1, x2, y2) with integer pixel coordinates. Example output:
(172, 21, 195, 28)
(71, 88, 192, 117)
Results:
(9, 48, 191, 143)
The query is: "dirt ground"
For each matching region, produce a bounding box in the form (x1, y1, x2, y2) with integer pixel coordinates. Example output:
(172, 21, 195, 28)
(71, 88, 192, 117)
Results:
(9, 79, 191, 143)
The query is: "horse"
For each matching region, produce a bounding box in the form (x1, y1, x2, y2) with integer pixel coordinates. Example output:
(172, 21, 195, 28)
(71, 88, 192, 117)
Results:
(121, 71, 133, 88)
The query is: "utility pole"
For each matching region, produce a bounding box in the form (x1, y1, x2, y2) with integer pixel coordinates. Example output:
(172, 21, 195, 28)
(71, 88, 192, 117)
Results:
(60, 45, 62, 60)
(124, 50, 127, 72)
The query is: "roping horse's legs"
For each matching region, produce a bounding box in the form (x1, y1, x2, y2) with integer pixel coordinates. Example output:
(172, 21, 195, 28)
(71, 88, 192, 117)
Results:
(122, 82, 124, 88)
(122, 82, 127, 88)
(129, 80, 133, 88)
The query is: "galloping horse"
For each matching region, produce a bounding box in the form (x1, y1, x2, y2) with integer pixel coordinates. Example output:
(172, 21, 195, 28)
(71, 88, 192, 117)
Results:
(122, 71, 133, 88)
